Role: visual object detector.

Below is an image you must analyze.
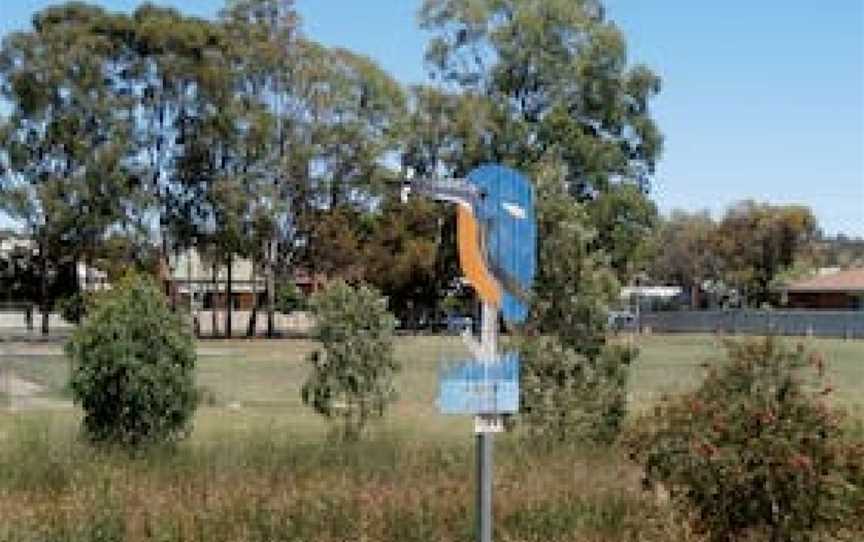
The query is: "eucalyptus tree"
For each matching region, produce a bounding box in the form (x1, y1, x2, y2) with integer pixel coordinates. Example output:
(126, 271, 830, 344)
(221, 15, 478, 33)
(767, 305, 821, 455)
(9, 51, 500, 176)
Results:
(172, 80, 250, 338)
(124, 5, 229, 259)
(305, 45, 407, 210)
(292, 42, 407, 280)
(420, 0, 662, 280)
(420, 0, 662, 191)
(0, 4, 144, 333)
(220, 0, 302, 337)
(120, 4, 271, 337)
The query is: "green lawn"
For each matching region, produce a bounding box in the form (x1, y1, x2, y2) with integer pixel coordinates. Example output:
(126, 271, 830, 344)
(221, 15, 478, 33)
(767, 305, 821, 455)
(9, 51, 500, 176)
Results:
(630, 334, 864, 415)
(1, 334, 861, 439)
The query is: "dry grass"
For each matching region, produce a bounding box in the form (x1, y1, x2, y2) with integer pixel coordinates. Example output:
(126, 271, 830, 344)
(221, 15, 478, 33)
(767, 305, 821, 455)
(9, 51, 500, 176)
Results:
(0, 424, 698, 542)
(0, 334, 861, 541)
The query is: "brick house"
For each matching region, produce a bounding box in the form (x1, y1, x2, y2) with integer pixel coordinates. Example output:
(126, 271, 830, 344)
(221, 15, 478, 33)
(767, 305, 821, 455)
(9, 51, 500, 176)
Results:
(161, 248, 326, 311)
(781, 268, 864, 310)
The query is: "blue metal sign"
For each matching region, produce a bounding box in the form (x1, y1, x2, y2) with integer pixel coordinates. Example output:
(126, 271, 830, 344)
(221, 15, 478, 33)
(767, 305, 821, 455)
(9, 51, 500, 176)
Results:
(438, 352, 520, 414)
(466, 165, 537, 324)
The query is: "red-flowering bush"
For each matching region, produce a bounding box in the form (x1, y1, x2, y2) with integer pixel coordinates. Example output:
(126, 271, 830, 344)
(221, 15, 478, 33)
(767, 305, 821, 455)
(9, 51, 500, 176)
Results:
(629, 337, 863, 541)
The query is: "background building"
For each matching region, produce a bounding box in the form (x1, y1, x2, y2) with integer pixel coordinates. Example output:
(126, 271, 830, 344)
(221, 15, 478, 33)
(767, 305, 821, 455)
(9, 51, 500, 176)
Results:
(781, 268, 864, 310)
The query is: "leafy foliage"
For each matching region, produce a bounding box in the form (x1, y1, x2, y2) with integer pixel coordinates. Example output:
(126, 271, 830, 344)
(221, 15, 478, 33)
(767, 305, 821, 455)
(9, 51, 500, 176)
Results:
(515, 156, 635, 444)
(275, 280, 305, 314)
(420, 0, 663, 192)
(629, 337, 864, 541)
(650, 202, 820, 307)
(531, 157, 619, 356)
(56, 291, 88, 324)
(301, 281, 399, 440)
(647, 210, 720, 308)
(67, 274, 198, 448)
(713, 202, 818, 306)
(519, 336, 636, 445)
(588, 184, 659, 281)
(0, 5, 147, 332)
(363, 197, 450, 327)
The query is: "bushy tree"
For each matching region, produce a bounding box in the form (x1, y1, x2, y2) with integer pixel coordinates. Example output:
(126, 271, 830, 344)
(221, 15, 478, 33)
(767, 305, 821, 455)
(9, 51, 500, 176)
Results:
(420, 0, 663, 193)
(301, 281, 399, 440)
(363, 197, 448, 327)
(516, 156, 636, 445)
(519, 337, 635, 445)
(629, 337, 864, 541)
(531, 157, 619, 357)
(67, 274, 198, 448)
(713, 201, 818, 306)
(648, 210, 720, 308)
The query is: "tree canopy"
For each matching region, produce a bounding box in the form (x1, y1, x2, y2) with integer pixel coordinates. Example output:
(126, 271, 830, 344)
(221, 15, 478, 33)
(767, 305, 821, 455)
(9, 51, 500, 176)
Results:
(649, 202, 820, 307)
(1, 0, 667, 331)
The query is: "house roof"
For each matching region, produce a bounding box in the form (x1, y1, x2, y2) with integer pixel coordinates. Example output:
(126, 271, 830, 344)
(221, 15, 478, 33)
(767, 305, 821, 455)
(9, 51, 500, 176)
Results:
(783, 268, 864, 293)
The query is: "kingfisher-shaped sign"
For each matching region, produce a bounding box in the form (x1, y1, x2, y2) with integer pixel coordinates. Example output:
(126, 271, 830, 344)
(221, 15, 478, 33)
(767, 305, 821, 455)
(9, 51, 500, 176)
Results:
(460, 165, 536, 325)
(404, 164, 536, 414)
(403, 164, 536, 542)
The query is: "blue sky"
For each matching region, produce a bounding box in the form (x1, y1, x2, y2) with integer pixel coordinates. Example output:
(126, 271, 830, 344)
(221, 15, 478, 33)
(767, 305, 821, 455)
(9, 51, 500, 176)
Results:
(2, 1, 862, 236)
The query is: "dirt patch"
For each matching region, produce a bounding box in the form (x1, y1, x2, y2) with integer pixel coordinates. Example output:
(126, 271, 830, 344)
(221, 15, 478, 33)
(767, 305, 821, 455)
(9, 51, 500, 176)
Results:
(1, 372, 71, 411)
(3, 374, 45, 396)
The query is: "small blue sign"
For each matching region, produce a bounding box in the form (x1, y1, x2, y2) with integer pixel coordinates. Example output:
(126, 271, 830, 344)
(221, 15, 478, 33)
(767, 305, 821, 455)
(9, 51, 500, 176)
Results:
(438, 352, 520, 414)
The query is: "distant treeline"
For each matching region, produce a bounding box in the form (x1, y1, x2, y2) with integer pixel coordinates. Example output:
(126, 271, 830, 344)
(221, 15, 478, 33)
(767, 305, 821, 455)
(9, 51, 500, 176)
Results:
(0, 0, 666, 338)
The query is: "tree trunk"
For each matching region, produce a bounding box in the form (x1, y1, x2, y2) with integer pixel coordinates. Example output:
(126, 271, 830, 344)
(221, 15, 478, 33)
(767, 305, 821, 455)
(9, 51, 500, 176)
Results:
(163, 237, 176, 311)
(226, 253, 233, 339)
(211, 262, 218, 338)
(247, 255, 258, 338)
(39, 244, 49, 336)
(267, 239, 276, 338)
(187, 247, 193, 312)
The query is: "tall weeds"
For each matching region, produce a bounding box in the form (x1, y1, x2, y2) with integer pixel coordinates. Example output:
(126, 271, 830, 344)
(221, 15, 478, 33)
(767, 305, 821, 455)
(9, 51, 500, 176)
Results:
(0, 417, 694, 542)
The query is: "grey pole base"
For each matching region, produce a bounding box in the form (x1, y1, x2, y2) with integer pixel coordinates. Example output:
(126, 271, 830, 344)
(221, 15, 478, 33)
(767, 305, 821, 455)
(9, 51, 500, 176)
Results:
(476, 431, 493, 542)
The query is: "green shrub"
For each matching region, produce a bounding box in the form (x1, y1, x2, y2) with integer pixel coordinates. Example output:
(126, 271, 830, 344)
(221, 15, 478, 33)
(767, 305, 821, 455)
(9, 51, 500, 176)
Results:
(301, 280, 398, 441)
(57, 290, 89, 324)
(519, 162, 636, 446)
(275, 280, 305, 314)
(518, 336, 636, 445)
(67, 273, 198, 448)
(629, 337, 864, 541)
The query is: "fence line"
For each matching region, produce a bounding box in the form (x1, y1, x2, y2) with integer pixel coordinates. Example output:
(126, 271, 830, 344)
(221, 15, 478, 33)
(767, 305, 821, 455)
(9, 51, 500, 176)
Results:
(638, 310, 864, 339)
(0, 309, 314, 339)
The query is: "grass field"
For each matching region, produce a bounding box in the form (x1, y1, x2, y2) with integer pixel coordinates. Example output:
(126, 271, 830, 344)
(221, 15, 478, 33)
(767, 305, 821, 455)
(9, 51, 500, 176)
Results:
(0, 334, 861, 541)
(2, 334, 861, 430)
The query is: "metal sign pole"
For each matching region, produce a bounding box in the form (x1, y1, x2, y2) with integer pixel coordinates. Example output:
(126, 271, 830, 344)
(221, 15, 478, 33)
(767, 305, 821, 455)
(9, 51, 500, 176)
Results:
(477, 429, 492, 542)
(476, 301, 497, 542)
